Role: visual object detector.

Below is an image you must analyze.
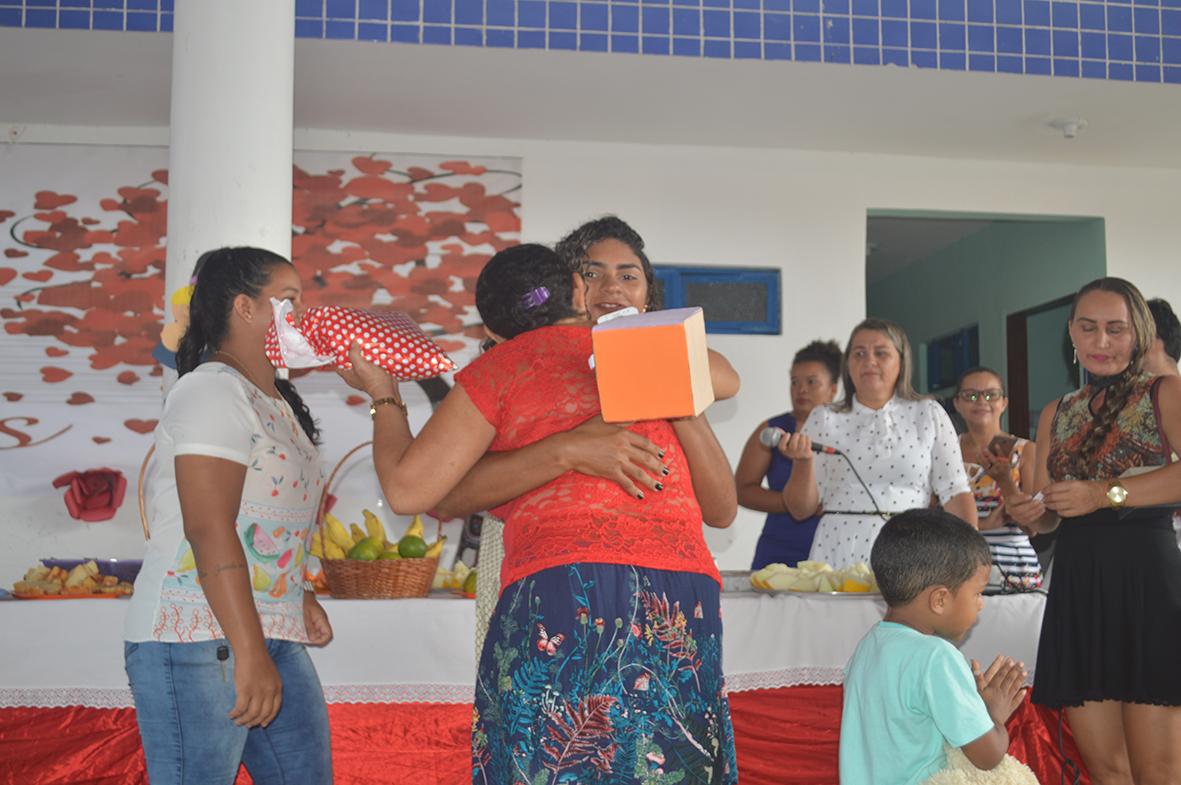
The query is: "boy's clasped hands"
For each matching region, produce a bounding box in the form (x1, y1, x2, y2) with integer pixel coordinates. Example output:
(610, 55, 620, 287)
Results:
(971, 655, 1027, 728)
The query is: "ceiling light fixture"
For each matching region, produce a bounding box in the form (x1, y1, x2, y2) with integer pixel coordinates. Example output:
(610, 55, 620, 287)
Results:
(1049, 118, 1087, 139)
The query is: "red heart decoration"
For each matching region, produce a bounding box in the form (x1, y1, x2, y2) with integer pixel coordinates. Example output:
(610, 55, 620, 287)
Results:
(92, 436, 112, 444)
(345, 395, 366, 406)
(67, 392, 94, 405)
(23, 270, 53, 283)
(4, 249, 29, 258)
(123, 419, 158, 434)
(33, 191, 78, 210)
(45, 347, 68, 358)
(117, 371, 140, 385)
(3, 392, 23, 402)
(0, 268, 15, 287)
(40, 367, 72, 383)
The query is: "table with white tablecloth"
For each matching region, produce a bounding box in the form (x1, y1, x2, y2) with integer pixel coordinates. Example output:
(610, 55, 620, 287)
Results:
(1, 591, 1085, 784)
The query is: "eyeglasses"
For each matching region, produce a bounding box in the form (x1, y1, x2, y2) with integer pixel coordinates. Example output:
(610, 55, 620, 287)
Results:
(957, 389, 1005, 403)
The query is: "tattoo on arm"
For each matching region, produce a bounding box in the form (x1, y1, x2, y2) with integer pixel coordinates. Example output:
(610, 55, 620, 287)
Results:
(197, 562, 247, 580)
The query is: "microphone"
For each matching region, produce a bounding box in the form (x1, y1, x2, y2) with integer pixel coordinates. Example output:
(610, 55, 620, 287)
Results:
(759, 426, 841, 456)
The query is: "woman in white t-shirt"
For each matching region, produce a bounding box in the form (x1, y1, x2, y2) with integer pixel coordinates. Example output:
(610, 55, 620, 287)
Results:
(124, 247, 333, 785)
(781, 318, 976, 568)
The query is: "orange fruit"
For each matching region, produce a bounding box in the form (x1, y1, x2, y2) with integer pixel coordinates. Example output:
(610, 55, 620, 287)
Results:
(841, 578, 873, 593)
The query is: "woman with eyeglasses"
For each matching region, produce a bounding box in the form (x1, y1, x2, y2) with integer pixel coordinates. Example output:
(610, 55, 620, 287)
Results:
(952, 367, 1042, 592)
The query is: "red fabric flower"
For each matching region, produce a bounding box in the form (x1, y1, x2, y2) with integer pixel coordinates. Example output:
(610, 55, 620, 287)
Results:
(51, 468, 127, 522)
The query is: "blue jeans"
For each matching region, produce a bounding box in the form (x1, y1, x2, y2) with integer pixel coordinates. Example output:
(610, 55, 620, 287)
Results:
(125, 639, 332, 785)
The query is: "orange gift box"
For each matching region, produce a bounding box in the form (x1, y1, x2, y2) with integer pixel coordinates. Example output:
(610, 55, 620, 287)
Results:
(592, 307, 715, 422)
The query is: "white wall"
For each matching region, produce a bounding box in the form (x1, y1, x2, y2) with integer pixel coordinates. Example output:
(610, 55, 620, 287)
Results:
(4, 123, 1180, 581)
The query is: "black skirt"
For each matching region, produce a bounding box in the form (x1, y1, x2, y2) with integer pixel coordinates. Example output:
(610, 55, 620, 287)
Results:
(1033, 507, 1181, 708)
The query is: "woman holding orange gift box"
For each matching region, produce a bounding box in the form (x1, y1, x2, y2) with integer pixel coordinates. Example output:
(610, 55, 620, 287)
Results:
(432, 215, 739, 524)
(341, 243, 739, 785)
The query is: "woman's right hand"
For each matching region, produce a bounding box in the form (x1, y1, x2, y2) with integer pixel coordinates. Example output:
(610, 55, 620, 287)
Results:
(1005, 491, 1047, 530)
(779, 432, 814, 462)
(337, 342, 398, 399)
(561, 416, 668, 498)
(228, 648, 282, 728)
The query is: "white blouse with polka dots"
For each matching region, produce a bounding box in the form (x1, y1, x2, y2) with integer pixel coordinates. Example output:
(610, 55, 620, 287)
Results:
(801, 396, 970, 568)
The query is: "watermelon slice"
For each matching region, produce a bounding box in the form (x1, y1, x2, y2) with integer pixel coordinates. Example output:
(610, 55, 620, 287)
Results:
(244, 523, 281, 563)
(277, 548, 293, 569)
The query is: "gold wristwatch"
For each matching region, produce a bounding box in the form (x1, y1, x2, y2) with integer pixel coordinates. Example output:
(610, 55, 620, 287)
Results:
(1105, 480, 1129, 509)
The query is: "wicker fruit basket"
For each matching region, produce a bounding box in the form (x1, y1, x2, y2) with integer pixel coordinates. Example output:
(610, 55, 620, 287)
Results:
(315, 441, 439, 599)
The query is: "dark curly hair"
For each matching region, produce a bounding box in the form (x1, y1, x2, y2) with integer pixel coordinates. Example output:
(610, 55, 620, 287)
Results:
(176, 247, 320, 444)
(1068, 277, 1155, 479)
(792, 339, 842, 383)
(872, 508, 991, 607)
(476, 243, 581, 342)
(554, 215, 661, 311)
(1148, 297, 1181, 363)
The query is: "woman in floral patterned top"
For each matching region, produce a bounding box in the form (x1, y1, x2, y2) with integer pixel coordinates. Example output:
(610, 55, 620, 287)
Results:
(125, 247, 333, 785)
(342, 243, 739, 785)
(1008, 277, 1181, 783)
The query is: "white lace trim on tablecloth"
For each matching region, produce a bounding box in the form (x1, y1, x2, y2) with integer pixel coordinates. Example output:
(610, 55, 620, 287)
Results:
(4, 663, 1024, 708)
(725, 666, 847, 693)
(0, 687, 136, 710)
(322, 683, 475, 704)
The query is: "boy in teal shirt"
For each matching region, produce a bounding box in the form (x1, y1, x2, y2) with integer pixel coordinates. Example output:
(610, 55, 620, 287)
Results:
(840, 509, 1028, 785)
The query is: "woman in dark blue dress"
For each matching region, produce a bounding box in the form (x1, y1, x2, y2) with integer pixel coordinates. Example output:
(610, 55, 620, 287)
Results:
(735, 340, 842, 568)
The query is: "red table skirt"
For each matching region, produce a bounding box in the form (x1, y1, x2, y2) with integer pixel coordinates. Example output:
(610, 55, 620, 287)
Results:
(0, 687, 1089, 784)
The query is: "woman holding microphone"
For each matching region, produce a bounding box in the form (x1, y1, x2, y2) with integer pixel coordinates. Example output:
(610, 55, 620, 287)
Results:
(780, 318, 975, 567)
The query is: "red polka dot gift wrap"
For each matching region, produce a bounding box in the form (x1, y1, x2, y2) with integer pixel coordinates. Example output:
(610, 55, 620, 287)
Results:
(265, 302, 457, 381)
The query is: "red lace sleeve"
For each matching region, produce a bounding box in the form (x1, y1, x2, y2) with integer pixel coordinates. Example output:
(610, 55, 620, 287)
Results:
(454, 347, 507, 430)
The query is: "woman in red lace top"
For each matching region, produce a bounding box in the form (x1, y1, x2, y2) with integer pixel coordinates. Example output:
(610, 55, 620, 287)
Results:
(341, 243, 738, 784)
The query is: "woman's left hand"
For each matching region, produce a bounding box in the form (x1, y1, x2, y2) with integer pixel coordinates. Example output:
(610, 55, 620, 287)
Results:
(1040, 480, 1107, 518)
(337, 343, 397, 399)
(303, 593, 334, 646)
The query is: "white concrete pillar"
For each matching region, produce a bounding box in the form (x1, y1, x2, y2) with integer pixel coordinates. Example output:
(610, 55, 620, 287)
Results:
(164, 0, 294, 302)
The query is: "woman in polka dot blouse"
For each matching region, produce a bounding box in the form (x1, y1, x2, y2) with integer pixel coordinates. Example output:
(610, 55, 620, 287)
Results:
(780, 318, 976, 568)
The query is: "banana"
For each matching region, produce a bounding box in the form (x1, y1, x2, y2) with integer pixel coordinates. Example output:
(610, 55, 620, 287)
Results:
(405, 514, 425, 540)
(325, 514, 353, 550)
(324, 540, 346, 560)
(362, 509, 385, 543)
(309, 531, 325, 559)
(424, 535, 447, 559)
(349, 523, 367, 545)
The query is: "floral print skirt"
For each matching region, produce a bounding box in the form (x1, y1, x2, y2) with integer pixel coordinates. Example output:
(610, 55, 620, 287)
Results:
(472, 563, 738, 785)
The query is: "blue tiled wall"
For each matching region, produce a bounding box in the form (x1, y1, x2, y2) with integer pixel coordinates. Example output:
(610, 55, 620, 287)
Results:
(2, 0, 1179, 83)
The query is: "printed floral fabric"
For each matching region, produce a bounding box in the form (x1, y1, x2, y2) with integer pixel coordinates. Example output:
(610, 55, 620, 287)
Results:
(455, 326, 720, 592)
(1047, 373, 1169, 482)
(473, 563, 738, 785)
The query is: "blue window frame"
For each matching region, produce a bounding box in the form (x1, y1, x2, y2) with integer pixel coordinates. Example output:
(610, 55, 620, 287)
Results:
(652, 265, 781, 334)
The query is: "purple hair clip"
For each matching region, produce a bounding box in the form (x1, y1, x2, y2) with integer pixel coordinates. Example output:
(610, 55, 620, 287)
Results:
(521, 286, 550, 311)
